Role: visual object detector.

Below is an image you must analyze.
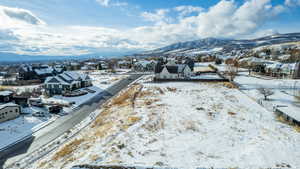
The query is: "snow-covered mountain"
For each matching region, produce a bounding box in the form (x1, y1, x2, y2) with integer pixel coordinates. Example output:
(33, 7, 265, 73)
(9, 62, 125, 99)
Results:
(139, 32, 300, 56)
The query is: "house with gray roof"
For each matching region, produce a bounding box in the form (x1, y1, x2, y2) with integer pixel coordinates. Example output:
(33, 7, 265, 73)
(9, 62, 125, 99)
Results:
(44, 71, 92, 95)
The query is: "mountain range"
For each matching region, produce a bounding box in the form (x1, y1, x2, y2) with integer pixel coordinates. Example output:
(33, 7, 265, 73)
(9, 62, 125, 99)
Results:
(138, 32, 300, 56)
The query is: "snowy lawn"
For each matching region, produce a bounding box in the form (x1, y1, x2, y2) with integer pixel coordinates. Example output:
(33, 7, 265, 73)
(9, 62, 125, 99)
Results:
(0, 109, 56, 149)
(235, 72, 300, 121)
(31, 76, 300, 169)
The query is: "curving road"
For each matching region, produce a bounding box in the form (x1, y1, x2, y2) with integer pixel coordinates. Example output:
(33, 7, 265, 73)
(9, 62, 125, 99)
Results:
(0, 74, 143, 169)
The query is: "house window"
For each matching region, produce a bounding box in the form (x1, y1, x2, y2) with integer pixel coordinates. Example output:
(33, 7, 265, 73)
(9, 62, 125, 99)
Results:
(16, 109, 19, 113)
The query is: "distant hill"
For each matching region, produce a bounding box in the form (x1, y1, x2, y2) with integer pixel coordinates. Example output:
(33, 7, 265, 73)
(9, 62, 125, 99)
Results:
(138, 32, 300, 56)
(0, 50, 140, 63)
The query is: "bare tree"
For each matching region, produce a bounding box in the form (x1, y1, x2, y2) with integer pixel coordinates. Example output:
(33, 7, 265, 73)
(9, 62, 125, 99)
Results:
(258, 87, 274, 100)
(226, 64, 238, 81)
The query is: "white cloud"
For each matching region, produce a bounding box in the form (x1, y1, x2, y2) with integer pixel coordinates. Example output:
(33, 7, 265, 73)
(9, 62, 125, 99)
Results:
(285, 0, 300, 6)
(96, 0, 110, 7)
(96, 0, 128, 7)
(191, 0, 284, 38)
(0, 5, 45, 29)
(174, 5, 203, 17)
(0, 0, 291, 56)
(141, 9, 171, 24)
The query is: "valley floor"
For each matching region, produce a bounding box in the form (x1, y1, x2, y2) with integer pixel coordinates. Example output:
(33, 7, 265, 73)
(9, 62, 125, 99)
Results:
(30, 76, 300, 169)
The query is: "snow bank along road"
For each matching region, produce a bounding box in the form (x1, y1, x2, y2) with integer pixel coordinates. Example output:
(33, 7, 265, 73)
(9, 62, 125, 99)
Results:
(0, 74, 143, 169)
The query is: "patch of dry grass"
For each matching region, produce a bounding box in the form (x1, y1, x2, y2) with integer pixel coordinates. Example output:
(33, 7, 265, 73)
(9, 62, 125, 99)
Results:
(142, 112, 164, 132)
(144, 98, 160, 106)
(48, 84, 154, 163)
(138, 89, 153, 98)
(94, 122, 114, 138)
(52, 138, 85, 160)
(110, 84, 143, 106)
(127, 116, 141, 124)
(89, 154, 100, 161)
(92, 109, 110, 127)
(222, 82, 238, 89)
(38, 161, 47, 168)
(155, 87, 165, 94)
(276, 115, 300, 133)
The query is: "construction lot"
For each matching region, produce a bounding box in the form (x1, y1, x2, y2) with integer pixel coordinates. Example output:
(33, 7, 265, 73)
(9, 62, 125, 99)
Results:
(27, 76, 300, 169)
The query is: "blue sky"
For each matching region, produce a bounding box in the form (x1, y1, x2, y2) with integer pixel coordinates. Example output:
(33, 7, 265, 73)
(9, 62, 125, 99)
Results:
(1, 0, 299, 29)
(0, 0, 300, 56)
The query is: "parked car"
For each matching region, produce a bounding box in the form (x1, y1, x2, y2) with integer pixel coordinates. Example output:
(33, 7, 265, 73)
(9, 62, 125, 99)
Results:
(33, 111, 45, 117)
(48, 105, 62, 114)
(28, 98, 44, 107)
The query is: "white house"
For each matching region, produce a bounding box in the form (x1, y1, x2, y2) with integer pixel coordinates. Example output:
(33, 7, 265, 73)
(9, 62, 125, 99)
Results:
(155, 64, 192, 79)
(0, 103, 20, 123)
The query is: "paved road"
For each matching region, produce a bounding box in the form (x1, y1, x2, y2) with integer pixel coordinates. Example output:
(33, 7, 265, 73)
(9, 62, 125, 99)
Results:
(0, 74, 143, 169)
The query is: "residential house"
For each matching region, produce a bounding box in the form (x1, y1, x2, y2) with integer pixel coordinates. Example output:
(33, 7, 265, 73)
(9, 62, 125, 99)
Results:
(266, 62, 300, 78)
(66, 62, 82, 71)
(53, 65, 65, 74)
(0, 103, 20, 123)
(44, 71, 92, 95)
(82, 62, 98, 70)
(18, 65, 56, 82)
(118, 60, 132, 69)
(155, 63, 193, 80)
(294, 62, 300, 79)
(133, 60, 157, 72)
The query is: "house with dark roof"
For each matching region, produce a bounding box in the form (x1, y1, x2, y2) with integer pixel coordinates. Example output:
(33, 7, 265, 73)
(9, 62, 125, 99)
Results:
(44, 71, 92, 95)
(18, 64, 59, 82)
(155, 60, 193, 80)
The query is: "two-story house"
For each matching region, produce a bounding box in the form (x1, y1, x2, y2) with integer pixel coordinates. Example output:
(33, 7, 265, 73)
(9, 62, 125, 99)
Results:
(44, 71, 92, 95)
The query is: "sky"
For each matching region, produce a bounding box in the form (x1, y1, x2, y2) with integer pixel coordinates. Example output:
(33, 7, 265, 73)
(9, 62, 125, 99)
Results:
(0, 0, 300, 57)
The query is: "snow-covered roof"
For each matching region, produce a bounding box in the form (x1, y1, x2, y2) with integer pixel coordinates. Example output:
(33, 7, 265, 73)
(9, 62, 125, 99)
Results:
(266, 63, 282, 69)
(281, 63, 297, 70)
(34, 67, 54, 75)
(0, 103, 19, 110)
(0, 91, 13, 96)
(70, 62, 80, 66)
(64, 71, 81, 81)
(20, 65, 33, 72)
(279, 54, 291, 60)
(59, 73, 73, 82)
(45, 71, 91, 85)
(135, 60, 152, 67)
(81, 66, 89, 70)
(44, 76, 70, 85)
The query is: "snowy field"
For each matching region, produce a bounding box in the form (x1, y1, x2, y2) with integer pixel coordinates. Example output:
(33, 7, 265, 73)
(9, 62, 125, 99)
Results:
(0, 108, 57, 150)
(235, 72, 300, 120)
(30, 76, 300, 169)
